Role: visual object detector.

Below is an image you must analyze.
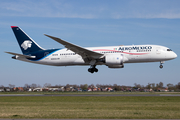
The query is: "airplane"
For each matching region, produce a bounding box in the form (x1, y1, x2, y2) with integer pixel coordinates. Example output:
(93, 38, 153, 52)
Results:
(6, 26, 177, 73)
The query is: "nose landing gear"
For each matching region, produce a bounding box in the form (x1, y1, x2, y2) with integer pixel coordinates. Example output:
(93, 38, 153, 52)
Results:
(159, 61, 164, 69)
(88, 65, 98, 73)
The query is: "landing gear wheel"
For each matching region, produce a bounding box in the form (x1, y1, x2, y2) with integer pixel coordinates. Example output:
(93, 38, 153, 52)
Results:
(88, 68, 92, 72)
(88, 65, 98, 73)
(159, 65, 163, 69)
(88, 68, 95, 73)
(94, 68, 98, 72)
(159, 61, 164, 69)
(91, 70, 94, 73)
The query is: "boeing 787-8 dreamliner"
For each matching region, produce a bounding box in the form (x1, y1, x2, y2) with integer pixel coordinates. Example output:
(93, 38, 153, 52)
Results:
(6, 26, 177, 73)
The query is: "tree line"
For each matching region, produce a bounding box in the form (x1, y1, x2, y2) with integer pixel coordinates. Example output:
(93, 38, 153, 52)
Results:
(1, 82, 180, 92)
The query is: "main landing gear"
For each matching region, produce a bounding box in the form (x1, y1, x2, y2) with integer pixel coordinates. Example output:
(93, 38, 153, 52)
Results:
(159, 61, 164, 69)
(88, 65, 98, 73)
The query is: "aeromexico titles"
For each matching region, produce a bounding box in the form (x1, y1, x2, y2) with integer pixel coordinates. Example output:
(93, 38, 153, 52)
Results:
(6, 26, 177, 73)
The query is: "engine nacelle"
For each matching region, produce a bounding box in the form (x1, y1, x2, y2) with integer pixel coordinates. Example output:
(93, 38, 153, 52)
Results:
(108, 65, 124, 68)
(105, 54, 123, 65)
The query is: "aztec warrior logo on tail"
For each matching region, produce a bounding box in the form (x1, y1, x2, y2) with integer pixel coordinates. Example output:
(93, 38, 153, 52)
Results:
(21, 40, 32, 50)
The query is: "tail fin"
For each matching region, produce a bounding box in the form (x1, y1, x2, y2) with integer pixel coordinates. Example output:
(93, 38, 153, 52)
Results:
(11, 26, 44, 54)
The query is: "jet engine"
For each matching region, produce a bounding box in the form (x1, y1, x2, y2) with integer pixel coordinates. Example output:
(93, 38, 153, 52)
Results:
(99, 54, 124, 68)
(105, 54, 123, 65)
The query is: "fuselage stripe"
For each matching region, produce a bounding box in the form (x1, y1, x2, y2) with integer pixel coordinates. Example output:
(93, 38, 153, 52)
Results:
(93, 49, 149, 55)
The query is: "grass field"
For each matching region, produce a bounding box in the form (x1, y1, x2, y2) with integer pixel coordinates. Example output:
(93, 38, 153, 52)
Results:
(0, 96, 180, 119)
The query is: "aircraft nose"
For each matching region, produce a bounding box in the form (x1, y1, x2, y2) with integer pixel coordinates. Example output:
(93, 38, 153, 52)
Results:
(166, 51, 177, 60)
(173, 52, 177, 58)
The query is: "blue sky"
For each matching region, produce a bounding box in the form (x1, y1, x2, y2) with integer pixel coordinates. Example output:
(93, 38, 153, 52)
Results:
(0, 0, 180, 87)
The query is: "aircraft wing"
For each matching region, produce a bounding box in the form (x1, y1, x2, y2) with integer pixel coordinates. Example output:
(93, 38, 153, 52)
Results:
(5, 52, 36, 59)
(44, 34, 103, 61)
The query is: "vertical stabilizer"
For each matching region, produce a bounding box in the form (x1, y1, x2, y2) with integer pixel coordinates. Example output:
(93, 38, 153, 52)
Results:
(11, 26, 44, 54)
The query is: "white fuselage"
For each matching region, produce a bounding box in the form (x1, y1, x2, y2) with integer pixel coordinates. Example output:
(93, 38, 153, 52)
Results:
(17, 45, 177, 67)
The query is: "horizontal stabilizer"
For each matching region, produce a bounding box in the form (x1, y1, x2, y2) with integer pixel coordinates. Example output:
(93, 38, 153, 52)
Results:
(5, 52, 36, 59)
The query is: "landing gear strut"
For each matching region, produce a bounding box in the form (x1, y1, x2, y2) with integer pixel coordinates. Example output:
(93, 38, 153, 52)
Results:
(88, 65, 98, 73)
(159, 61, 164, 69)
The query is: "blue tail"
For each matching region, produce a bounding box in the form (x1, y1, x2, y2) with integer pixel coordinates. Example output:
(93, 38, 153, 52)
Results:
(11, 26, 44, 54)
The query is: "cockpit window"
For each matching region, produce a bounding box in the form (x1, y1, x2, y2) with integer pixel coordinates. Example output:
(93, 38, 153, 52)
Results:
(167, 49, 172, 51)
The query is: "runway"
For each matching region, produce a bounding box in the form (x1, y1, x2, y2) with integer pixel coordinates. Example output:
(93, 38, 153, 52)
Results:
(0, 94, 180, 97)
